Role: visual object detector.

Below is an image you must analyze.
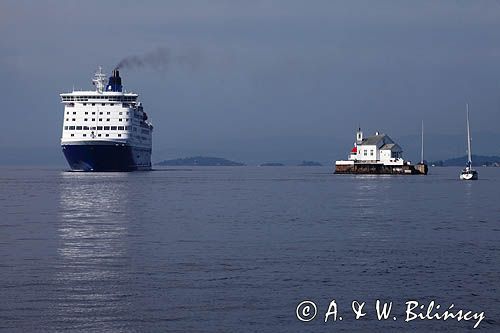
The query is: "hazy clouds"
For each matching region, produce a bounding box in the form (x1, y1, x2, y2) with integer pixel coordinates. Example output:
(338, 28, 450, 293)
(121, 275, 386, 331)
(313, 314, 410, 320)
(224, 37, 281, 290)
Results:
(1, 1, 500, 163)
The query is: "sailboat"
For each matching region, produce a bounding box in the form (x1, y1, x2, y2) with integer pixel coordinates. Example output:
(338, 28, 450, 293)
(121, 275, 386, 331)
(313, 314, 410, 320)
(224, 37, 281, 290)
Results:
(416, 120, 428, 175)
(460, 104, 478, 180)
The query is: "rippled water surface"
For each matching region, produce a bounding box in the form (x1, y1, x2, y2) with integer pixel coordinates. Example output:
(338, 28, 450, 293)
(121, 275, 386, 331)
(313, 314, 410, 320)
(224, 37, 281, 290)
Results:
(0, 166, 499, 332)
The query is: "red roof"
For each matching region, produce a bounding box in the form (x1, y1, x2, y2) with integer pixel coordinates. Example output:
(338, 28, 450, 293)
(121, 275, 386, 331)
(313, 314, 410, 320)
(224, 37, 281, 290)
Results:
(351, 146, 357, 153)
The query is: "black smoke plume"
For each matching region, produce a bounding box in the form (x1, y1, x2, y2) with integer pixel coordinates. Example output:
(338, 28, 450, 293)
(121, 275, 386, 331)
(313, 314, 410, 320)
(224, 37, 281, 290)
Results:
(115, 47, 201, 71)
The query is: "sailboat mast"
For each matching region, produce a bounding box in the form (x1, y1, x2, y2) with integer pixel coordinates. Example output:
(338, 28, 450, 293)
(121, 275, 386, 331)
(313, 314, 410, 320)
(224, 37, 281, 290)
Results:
(420, 120, 424, 164)
(466, 103, 472, 164)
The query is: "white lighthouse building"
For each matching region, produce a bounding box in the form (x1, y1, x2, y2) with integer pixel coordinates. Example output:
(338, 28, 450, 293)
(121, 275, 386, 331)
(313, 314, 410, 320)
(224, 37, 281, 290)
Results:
(347, 128, 404, 164)
(335, 127, 427, 175)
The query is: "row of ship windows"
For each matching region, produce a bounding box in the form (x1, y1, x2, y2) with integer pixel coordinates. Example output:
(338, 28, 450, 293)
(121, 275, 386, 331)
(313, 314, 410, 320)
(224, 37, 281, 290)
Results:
(65, 118, 129, 122)
(65, 125, 129, 130)
(64, 126, 150, 135)
(67, 133, 150, 140)
(70, 133, 122, 138)
(66, 111, 129, 115)
(66, 103, 135, 108)
(66, 111, 143, 120)
(62, 96, 137, 102)
(68, 103, 116, 106)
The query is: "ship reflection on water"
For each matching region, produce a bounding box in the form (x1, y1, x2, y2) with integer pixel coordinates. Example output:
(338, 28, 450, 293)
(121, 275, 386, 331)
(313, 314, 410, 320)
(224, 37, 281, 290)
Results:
(55, 172, 133, 332)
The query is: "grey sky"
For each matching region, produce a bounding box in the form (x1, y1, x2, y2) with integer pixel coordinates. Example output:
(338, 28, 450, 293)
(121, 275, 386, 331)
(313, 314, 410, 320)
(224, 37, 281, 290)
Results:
(1, 1, 500, 164)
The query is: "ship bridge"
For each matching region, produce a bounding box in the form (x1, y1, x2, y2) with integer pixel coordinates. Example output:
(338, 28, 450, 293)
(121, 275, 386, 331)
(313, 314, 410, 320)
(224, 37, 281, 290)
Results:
(60, 67, 138, 103)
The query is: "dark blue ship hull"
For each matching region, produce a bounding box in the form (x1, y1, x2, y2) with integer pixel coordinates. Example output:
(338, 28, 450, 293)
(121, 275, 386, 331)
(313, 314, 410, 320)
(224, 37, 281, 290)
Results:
(62, 143, 151, 172)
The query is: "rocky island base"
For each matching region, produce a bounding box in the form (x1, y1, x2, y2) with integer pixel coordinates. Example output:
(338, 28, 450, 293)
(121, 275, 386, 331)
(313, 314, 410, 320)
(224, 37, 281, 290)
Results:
(335, 162, 428, 175)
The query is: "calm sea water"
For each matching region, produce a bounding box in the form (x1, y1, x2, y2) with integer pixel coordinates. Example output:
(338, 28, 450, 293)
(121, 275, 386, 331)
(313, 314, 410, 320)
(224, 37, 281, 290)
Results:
(0, 166, 499, 332)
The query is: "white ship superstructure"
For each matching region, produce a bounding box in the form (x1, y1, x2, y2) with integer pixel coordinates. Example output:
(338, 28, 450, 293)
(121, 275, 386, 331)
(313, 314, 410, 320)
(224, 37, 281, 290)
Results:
(60, 67, 153, 171)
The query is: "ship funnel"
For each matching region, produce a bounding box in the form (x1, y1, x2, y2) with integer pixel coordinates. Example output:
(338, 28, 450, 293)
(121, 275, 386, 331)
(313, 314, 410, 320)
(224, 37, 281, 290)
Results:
(107, 69, 123, 92)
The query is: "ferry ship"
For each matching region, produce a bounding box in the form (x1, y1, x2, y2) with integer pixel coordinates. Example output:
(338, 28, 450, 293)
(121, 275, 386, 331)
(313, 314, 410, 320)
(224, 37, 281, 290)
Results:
(60, 68, 153, 171)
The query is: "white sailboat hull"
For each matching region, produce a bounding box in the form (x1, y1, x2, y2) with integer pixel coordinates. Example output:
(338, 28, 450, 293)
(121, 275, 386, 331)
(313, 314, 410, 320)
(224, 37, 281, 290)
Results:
(460, 170, 478, 180)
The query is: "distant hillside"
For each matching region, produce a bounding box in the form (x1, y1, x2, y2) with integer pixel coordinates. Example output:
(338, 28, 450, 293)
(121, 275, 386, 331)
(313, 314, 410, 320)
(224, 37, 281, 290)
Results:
(156, 156, 245, 166)
(260, 162, 284, 166)
(298, 160, 322, 166)
(431, 155, 500, 167)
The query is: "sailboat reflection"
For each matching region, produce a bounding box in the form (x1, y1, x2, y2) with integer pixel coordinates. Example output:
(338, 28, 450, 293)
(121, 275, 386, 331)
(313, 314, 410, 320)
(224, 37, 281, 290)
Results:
(55, 172, 133, 331)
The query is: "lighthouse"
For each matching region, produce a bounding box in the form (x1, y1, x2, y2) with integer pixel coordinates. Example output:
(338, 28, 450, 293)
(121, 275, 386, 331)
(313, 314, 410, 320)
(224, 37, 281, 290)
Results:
(356, 127, 363, 145)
